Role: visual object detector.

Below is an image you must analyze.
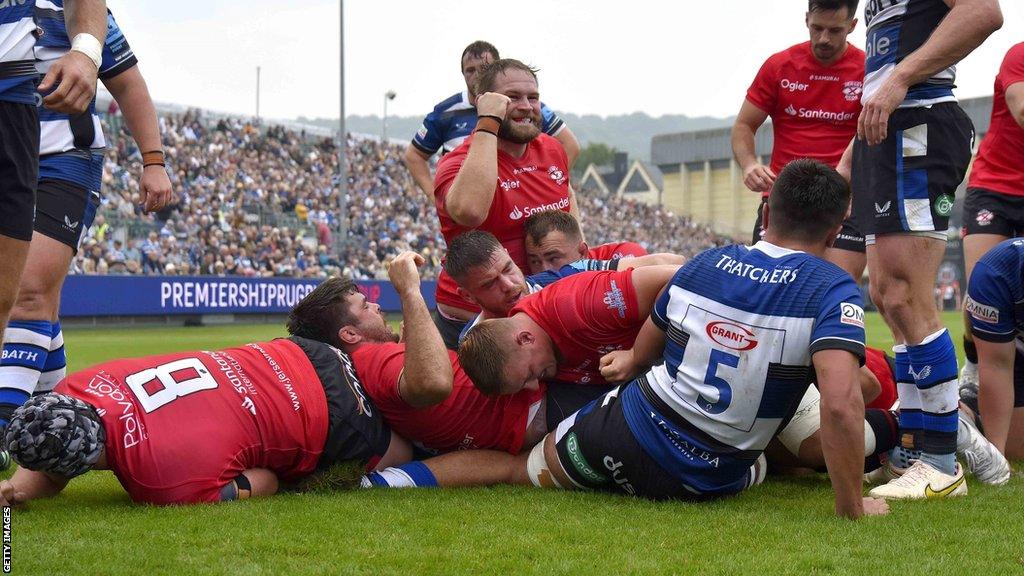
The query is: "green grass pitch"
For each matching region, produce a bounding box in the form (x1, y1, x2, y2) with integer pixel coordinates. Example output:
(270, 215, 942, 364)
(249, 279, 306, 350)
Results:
(9, 313, 1024, 575)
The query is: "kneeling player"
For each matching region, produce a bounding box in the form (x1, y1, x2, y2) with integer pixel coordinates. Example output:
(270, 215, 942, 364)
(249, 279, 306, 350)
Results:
(963, 237, 1024, 460)
(0, 335, 407, 506)
(366, 161, 888, 519)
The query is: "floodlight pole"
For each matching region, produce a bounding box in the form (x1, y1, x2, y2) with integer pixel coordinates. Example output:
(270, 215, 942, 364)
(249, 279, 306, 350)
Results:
(255, 66, 261, 119)
(338, 1, 348, 242)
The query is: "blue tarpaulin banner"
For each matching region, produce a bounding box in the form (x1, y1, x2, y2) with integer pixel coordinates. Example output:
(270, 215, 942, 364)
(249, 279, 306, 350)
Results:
(59, 276, 437, 316)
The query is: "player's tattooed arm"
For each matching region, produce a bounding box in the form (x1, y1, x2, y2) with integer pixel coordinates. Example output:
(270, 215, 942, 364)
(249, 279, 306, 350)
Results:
(731, 100, 775, 192)
(219, 469, 279, 502)
(0, 468, 71, 506)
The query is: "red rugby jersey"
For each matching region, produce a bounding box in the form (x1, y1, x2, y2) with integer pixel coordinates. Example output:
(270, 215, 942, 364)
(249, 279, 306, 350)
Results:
(351, 342, 544, 454)
(968, 43, 1024, 196)
(746, 41, 864, 196)
(58, 340, 328, 505)
(864, 346, 897, 411)
(433, 133, 571, 312)
(512, 269, 642, 386)
(588, 242, 648, 261)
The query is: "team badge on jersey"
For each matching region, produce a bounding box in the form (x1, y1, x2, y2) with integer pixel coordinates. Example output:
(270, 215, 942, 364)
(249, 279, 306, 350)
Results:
(603, 280, 628, 318)
(842, 81, 863, 102)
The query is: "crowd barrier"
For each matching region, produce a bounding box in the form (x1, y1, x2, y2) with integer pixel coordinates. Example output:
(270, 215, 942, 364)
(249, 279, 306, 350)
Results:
(60, 276, 437, 316)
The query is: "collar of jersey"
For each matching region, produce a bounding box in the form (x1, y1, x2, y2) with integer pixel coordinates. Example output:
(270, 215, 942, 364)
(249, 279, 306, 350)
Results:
(750, 240, 804, 258)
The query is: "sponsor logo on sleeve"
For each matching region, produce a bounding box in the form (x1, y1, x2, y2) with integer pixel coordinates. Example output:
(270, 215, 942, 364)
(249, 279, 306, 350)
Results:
(840, 302, 865, 328)
(964, 296, 999, 324)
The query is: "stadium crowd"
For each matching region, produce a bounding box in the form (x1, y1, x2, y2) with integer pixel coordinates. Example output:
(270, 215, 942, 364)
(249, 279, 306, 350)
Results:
(71, 109, 725, 280)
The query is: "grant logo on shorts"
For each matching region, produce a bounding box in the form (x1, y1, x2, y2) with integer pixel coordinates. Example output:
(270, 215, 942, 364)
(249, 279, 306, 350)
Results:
(964, 296, 999, 324)
(935, 195, 955, 217)
(840, 302, 865, 328)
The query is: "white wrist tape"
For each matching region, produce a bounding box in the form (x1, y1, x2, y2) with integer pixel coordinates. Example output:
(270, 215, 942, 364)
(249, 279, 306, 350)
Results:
(71, 33, 102, 69)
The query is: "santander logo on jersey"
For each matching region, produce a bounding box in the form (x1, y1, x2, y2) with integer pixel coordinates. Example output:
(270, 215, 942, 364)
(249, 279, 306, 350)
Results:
(508, 197, 570, 221)
(705, 321, 759, 351)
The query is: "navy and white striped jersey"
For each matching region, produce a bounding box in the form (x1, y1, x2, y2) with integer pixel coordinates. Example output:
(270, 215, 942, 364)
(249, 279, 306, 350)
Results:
(863, 0, 957, 108)
(35, 0, 136, 189)
(621, 242, 866, 494)
(411, 90, 566, 157)
(0, 0, 37, 104)
(966, 238, 1024, 348)
(457, 258, 619, 344)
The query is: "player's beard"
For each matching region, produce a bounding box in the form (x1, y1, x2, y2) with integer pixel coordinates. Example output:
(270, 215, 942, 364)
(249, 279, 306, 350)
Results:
(498, 114, 541, 144)
(812, 42, 837, 61)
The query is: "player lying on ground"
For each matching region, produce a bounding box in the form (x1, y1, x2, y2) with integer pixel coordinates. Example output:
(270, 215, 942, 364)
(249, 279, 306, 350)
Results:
(0, 255, 454, 506)
(522, 209, 663, 273)
(288, 251, 556, 455)
(446, 228, 685, 341)
(365, 160, 887, 519)
(0, 335, 408, 506)
(458, 264, 678, 394)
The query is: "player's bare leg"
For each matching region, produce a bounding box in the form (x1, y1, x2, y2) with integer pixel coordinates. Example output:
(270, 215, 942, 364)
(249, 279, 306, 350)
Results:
(825, 247, 866, 281)
(0, 235, 30, 345)
(868, 234, 964, 498)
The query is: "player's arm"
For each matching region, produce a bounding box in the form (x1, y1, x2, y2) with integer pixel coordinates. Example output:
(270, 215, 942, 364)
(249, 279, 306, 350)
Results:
(614, 253, 686, 271)
(858, 0, 1002, 144)
(836, 138, 855, 184)
(103, 66, 173, 213)
(975, 337, 1015, 454)
(219, 469, 279, 501)
(814, 348, 874, 519)
(731, 100, 774, 193)
(445, 93, 510, 228)
(0, 468, 71, 506)
(1006, 82, 1024, 129)
(403, 144, 436, 197)
(629, 265, 679, 319)
(390, 252, 453, 407)
(858, 364, 882, 405)
(567, 185, 585, 242)
(40, 0, 108, 114)
(599, 280, 670, 383)
(374, 431, 413, 470)
(555, 125, 581, 171)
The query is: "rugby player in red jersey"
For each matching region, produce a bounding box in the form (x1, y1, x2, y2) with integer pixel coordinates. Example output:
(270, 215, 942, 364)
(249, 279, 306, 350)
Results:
(287, 251, 551, 455)
(523, 210, 647, 273)
(431, 58, 578, 350)
(731, 0, 866, 278)
(0, 334, 408, 506)
(458, 266, 677, 394)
